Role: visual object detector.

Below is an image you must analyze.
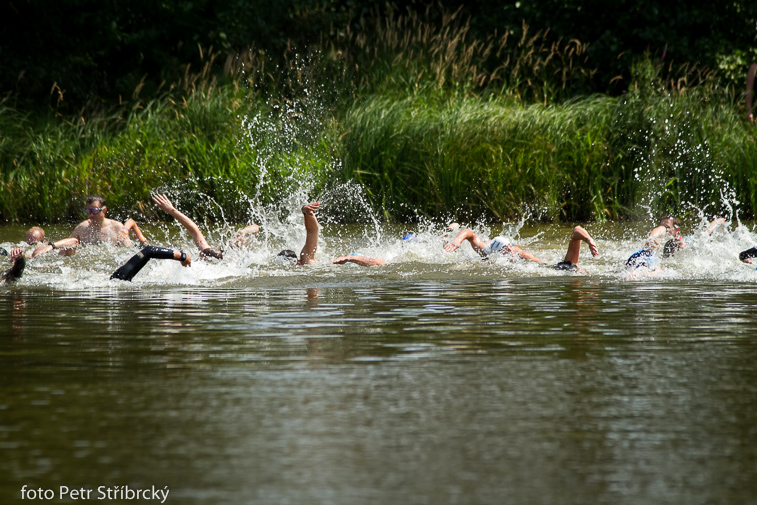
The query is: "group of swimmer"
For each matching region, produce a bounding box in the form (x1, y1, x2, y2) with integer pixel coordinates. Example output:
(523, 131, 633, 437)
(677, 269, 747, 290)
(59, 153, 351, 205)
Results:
(1, 192, 755, 283)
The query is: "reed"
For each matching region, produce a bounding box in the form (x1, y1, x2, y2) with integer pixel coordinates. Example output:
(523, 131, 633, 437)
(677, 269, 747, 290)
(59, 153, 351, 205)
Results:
(1, 9, 755, 225)
(339, 58, 756, 222)
(339, 94, 616, 222)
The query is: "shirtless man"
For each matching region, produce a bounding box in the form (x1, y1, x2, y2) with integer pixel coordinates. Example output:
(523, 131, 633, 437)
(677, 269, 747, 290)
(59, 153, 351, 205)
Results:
(32, 195, 136, 257)
(444, 225, 598, 272)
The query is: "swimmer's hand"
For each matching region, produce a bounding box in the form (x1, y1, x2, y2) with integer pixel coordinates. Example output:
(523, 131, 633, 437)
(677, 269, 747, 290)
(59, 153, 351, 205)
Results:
(302, 202, 320, 215)
(232, 224, 260, 246)
(443, 240, 461, 252)
(152, 194, 177, 214)
(332, 256, 353, 264)
(117, 226, 130, 244)
(10, 248, 23, 261)
(589, 238, 599, 257)
(31, 244, 52, 258)
(180, 254, 191, 267)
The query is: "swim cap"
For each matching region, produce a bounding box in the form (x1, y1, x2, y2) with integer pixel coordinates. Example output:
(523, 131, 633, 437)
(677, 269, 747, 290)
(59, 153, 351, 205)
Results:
(483, 236, 512, 255)
(276, 249, 298, 265)
(402, 233, 417, 242)
(739, 247, 757, 262)
(663, 238, 682, 258)
(441, 223, 460, 241)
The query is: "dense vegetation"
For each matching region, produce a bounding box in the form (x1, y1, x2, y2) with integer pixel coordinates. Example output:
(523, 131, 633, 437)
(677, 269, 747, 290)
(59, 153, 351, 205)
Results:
(0, 2, 755, 224)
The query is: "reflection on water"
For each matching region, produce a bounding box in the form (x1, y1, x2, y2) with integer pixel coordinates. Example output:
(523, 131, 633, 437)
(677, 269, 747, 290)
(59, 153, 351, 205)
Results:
(2, 277, 757, 505)
(3, 220, 757, 504)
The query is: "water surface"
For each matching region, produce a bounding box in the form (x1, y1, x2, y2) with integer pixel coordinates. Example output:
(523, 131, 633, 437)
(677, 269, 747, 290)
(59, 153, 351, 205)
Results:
(2, 222, 757, 504)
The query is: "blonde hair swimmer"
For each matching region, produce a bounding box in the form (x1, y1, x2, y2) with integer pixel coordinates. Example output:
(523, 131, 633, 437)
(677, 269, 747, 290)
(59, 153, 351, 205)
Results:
(25, 227, 45, 245)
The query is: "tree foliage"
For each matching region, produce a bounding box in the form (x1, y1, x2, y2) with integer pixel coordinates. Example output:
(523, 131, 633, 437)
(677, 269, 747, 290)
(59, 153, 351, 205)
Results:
(0, 0, 755, 112)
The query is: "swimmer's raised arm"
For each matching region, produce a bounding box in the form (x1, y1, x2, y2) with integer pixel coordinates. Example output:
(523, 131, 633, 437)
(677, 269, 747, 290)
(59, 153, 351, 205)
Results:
(124, 218, 149, 245)
(444, 229, 489, 255)
(232, 224, 260, 246)
(646, 216, 682, 251)
(2, 248, 26, 282)
(299, 202, 320, 265)
(705, 217, 726, 235)
(333, 255, 385, 266)
(562, 226, 598, 266)
(152, 194, 211, 251)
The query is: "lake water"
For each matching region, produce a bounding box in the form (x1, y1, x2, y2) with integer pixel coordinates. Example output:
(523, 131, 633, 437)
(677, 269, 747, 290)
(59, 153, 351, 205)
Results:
(2, 220, 757, 504)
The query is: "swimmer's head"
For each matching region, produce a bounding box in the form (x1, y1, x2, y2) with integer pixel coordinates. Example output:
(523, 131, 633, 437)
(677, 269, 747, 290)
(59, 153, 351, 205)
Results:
(441, 223, 461, 241)
(739, 247, 757, 263)
(85, 194, 107, 220)
(402, 233, 417, 242)
(276, 249, 298, 265)
(660, 216, 681, 236)
(25, 226, 45, 245)
(483, 236, 513, 256)
(86, 194, 106, 207)
(200, 247, 223, 260)
(663, 238, 681, 258)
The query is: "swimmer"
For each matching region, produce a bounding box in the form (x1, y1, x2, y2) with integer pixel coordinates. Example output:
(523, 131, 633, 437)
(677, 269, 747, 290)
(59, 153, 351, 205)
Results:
(441, 222, 460, 242)
(662, 217, 726, 258)
(277, 202, 321, 265)
(32, 195, 135, 258)
(231, 224, 260, 247)
(152, 194, 259, 259)
(2, 248, 26, 282)
(444, 225, 598, 272)
(111, 246, 191, 281)
(551, 226, 600, 273)
(625, 216, 683, 270)
(443, 228, 543, 263)
(739, 247, 757, 265)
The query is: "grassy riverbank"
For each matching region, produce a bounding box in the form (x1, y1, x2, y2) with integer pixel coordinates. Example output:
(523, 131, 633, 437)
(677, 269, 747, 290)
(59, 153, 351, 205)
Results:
(1, 11, 755, 225)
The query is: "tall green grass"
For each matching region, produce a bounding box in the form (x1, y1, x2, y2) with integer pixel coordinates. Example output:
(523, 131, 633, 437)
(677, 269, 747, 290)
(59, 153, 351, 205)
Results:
(337, 55, 757, 223)
(0, 73, 340, 224)
(1, 8, 755, 225)
(339, 94, 616, 221)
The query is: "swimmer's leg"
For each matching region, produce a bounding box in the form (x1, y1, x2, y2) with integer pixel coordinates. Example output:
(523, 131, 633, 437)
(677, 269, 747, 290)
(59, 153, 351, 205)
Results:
(111, 246, 188, 281)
